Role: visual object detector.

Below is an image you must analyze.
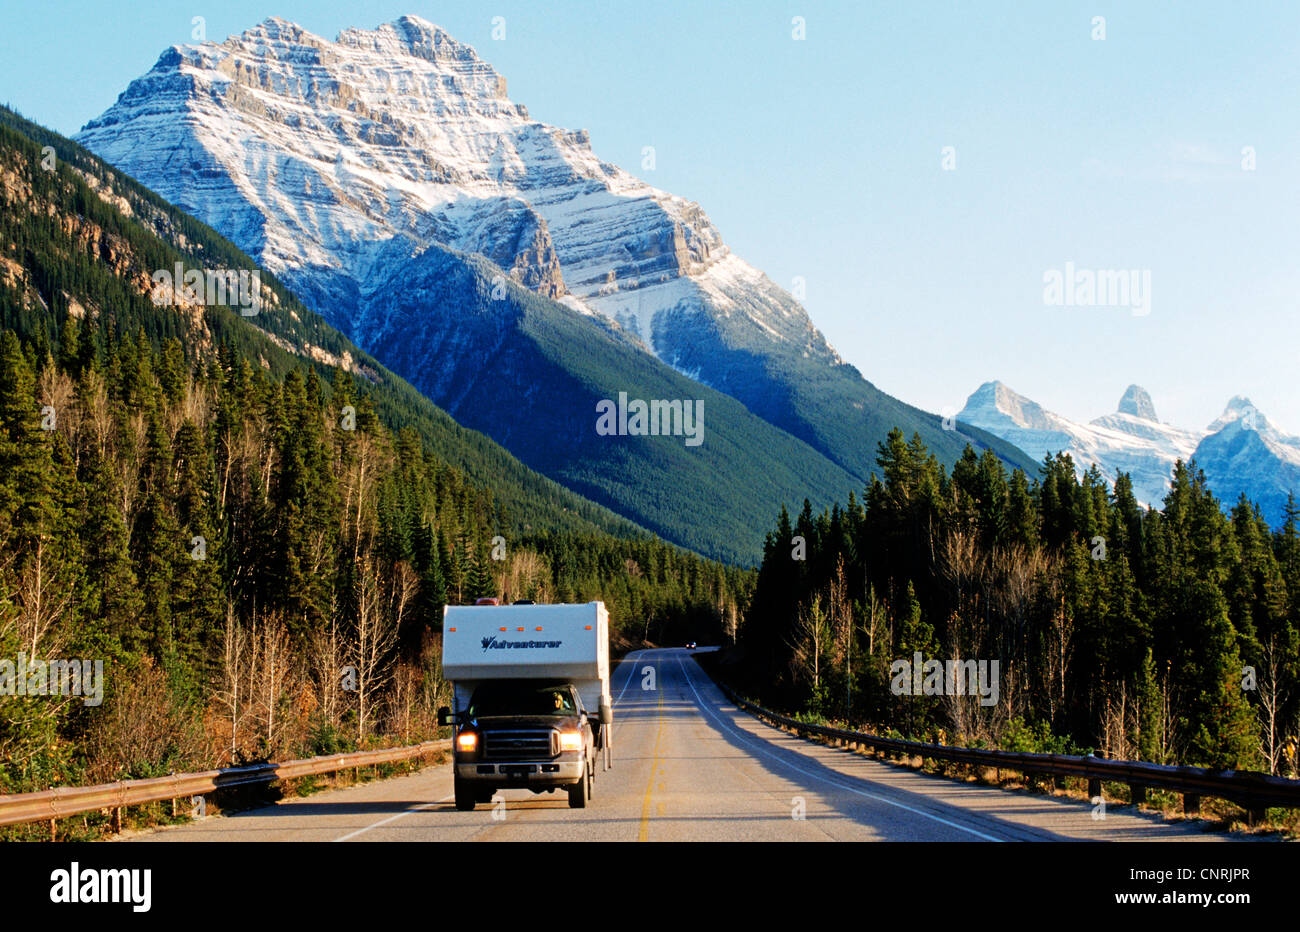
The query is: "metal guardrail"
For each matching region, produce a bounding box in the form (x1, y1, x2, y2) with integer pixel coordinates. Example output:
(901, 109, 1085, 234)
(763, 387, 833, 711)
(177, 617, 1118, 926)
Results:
(717, 683, 1300, 823)
(0, 739, 451, 834)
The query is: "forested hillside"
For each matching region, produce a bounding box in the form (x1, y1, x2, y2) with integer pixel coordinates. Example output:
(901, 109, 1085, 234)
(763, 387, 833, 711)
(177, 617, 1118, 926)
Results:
(0, 103, 642, 542)
(738, 430, 1300, 775)
(0, 104, 751, 806)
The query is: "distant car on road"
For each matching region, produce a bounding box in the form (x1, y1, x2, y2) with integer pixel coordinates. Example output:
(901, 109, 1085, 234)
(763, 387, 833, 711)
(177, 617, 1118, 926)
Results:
(474, 597, 501, 606)
(686, 641, 696, 650)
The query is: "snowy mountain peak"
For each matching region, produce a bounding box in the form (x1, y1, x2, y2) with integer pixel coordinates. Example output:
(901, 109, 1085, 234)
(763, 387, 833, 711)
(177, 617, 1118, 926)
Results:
(339, 15, 492, 71)
(1197, 398, 1300, 518)
(960, 381, 1202, 508)
(1208, 396, 1271, 433)
(965, 381, 1057, 431)
(962, 382, 1300, 524)
(1117, 384, 1158, 421)
(76, 14, 841, 368)
(234, 16, 329, 50)
(74, 14, 1035, 491)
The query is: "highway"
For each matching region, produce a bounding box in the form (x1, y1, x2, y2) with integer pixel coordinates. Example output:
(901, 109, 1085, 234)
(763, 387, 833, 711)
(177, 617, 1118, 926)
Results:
(125, 649, 1241, 842)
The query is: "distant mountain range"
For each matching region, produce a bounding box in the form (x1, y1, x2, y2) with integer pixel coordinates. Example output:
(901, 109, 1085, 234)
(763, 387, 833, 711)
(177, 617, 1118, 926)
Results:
(73, 14, 1037, 563)
(959, 381, 1300, 525)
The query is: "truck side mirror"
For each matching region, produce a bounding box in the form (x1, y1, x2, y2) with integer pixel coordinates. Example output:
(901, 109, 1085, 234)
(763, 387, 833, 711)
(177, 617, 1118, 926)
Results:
(437, 706, 453, 726)
(598, 700, 613, 726)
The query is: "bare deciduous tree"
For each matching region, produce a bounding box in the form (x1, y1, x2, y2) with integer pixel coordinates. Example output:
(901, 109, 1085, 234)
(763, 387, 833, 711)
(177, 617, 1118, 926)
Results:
(1255, 634, 1291, 774)
(244, 610, 294, 757)
(351, 555, 398, 739)
(309, 610, 346, 732)
(213, 605, 248, 763)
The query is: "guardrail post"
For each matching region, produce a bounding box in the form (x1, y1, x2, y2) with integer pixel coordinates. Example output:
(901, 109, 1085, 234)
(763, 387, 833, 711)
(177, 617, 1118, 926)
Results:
(48, 819, 55, 842)
(1246, 807, 1267, 827)
(112, 807, 121, 833)
(1088, 777, 1101, 799)
(1129, 785, 1147, 806)
(1182, 794, 1199, 816)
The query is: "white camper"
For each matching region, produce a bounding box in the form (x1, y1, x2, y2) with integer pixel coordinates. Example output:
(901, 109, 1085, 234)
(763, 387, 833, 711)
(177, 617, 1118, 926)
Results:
(439, 602, 613, 810)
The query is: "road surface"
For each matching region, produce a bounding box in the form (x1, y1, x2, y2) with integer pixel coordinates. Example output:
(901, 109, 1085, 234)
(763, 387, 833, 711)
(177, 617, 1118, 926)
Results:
(125, 649, 1240, 842)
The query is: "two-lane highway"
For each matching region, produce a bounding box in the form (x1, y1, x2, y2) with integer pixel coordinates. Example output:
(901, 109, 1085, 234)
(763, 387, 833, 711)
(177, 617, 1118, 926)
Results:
(126, 649, 1240, 842)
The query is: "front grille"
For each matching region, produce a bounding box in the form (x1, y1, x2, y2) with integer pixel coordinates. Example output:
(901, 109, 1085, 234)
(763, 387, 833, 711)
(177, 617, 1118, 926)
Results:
(482, 729, 554, 761)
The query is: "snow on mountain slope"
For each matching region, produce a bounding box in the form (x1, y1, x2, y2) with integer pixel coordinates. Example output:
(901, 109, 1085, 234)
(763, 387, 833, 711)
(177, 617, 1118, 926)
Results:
(959, 382, 1300, 524)
(959, 382, 1201, 507)
(1194, 397, 1300, 525)
(75, 15, 825, 361)
(75, 14, 1036, 482)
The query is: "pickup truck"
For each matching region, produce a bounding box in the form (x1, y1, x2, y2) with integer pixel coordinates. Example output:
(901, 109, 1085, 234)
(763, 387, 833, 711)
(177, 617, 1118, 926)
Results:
(439, 602, 613, 811)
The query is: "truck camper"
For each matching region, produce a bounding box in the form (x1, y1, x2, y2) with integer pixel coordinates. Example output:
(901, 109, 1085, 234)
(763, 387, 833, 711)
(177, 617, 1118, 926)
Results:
(439, 601, 613, 810)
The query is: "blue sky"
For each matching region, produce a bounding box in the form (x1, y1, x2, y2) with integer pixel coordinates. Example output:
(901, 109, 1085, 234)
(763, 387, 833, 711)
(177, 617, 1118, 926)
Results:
(3, 1, 1298, 432)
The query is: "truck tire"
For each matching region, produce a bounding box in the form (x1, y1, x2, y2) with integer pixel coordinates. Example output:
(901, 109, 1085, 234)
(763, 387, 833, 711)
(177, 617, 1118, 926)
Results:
(567, 767, 589, 809)
(454, 774, 477, 811)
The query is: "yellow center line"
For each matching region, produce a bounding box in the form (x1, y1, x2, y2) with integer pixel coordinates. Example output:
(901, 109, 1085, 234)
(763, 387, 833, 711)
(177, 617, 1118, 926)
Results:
(637, 686, 665, 841)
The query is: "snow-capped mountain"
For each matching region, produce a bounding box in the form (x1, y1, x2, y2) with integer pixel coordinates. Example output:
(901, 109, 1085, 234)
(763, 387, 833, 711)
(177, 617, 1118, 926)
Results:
(959, 381, 1300, 524)
(79, 16, 776, 348)
(958, 381, 1199, 507)
(75, 14, 1035, 483)
(1195, 397, 1300, 525)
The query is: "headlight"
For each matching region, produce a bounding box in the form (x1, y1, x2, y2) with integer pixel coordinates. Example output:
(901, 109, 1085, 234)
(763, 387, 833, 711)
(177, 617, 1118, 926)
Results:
(557, 731, 583, 752)
(456, 732, 478, 752)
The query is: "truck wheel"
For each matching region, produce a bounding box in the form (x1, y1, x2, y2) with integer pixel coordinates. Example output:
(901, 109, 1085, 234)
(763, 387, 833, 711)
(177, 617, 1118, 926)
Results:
(454, 774, 477, 811)
(567, 768, 588, 809)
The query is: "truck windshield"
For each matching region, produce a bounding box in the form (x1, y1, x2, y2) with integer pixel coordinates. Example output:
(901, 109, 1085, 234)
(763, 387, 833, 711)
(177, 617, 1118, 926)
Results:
(469, 683, 577, 717)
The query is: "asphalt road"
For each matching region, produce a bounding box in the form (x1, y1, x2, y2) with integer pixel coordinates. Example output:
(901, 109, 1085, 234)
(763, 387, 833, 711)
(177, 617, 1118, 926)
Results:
(125, 649, 1242, 842)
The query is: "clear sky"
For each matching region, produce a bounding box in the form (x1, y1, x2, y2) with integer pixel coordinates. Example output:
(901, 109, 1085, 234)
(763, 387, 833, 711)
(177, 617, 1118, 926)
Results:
(3, 1, 1297, 432)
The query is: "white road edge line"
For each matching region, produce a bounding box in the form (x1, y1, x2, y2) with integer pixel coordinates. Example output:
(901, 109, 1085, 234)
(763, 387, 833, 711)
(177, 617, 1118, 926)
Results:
(675, 654, 1007, 842)
(613, 649, 641, 706)
(611, 648, 645, 743)
(332, 795, 455, 842)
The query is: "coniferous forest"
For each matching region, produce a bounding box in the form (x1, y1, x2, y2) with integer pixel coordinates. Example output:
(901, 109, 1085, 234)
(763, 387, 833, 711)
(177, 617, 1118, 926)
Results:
(0, 106, 750, 806)
(0, 327, 748, 794)
(738, 430, 1300, 775)
(1, 88, 1296, 827)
